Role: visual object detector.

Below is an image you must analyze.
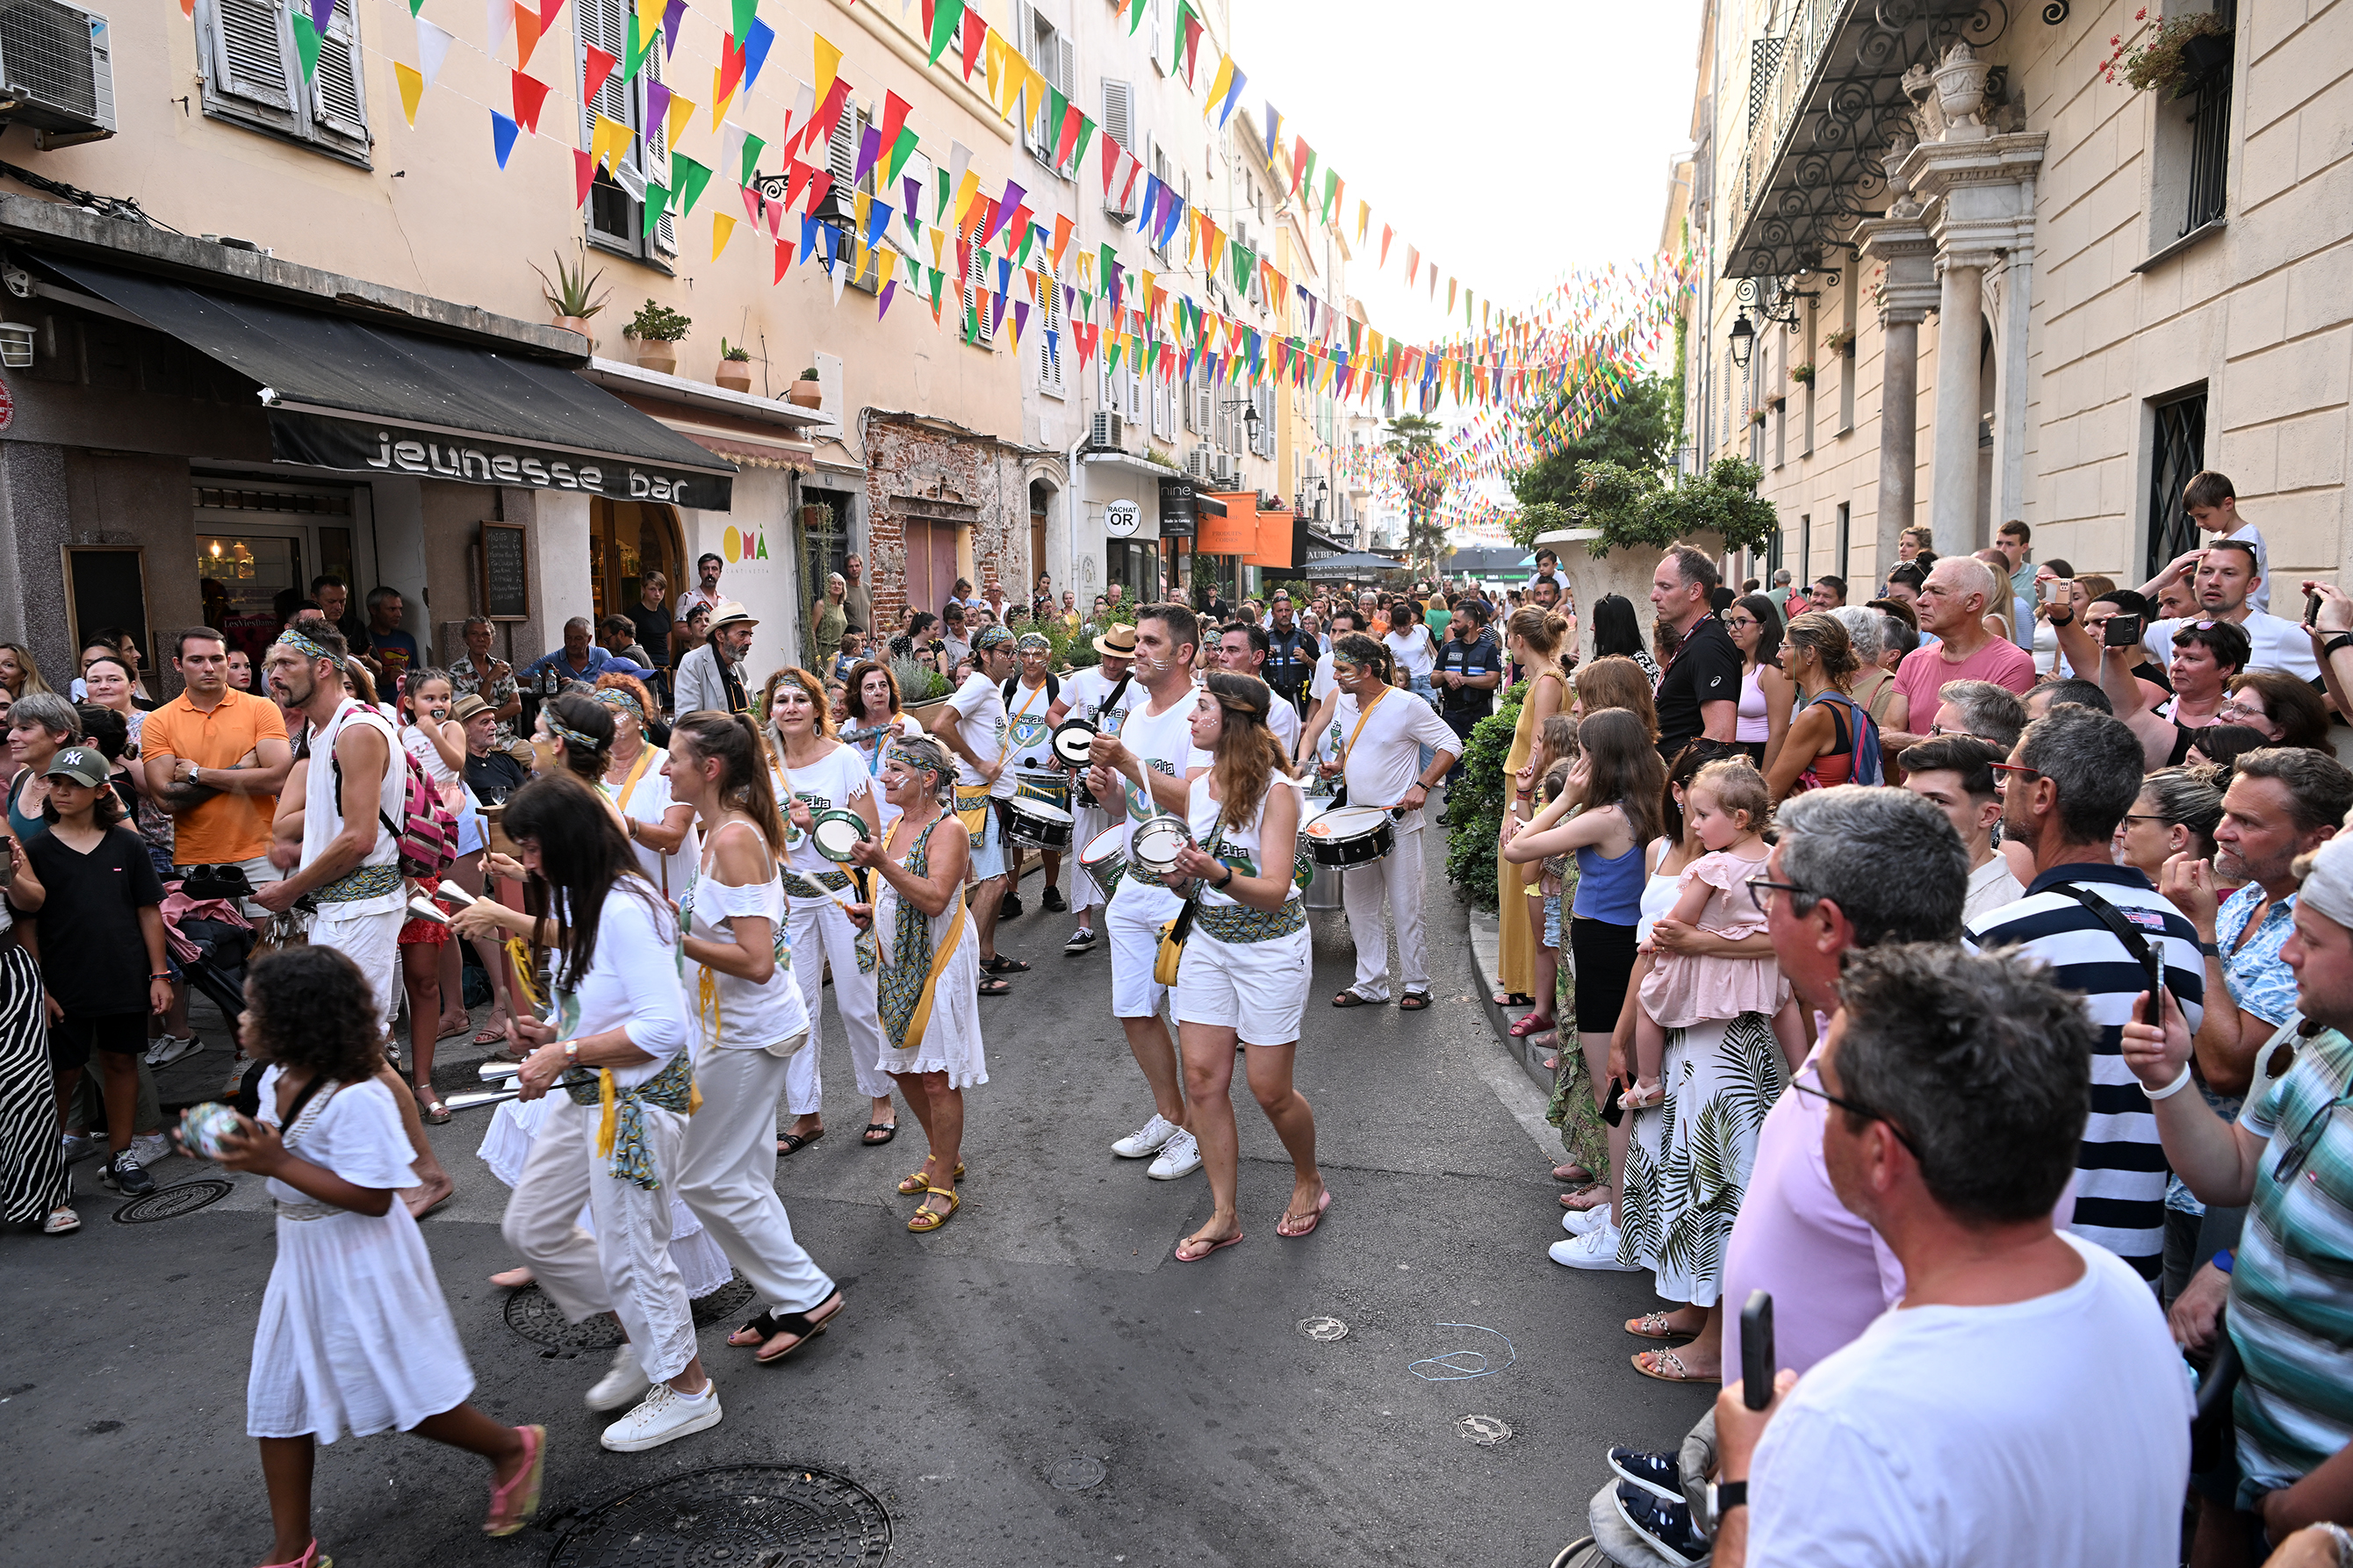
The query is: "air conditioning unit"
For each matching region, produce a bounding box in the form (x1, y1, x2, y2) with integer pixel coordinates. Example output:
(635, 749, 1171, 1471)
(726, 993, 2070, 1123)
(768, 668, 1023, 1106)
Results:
(1186, 442, 1212, 479)
(0, 0, 113, 144)
(1089, 410, 1124, 450)
(1211, 453, 1237, 486)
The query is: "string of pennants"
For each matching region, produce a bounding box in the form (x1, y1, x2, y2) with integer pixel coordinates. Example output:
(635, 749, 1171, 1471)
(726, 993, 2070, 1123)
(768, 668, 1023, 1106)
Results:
(255, 0, 1676, 429)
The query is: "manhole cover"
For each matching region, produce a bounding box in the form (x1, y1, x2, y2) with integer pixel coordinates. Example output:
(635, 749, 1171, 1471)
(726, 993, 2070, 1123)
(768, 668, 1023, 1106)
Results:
(1047, 1456, 1106, 1491)
(548, 1464, 890, 1567)
(1457, 1414, 1514, 1448)
(1298, 1316, 1349, 1341)
(505, 1273, 755, 1351)
(112, 1179, 234, 1224)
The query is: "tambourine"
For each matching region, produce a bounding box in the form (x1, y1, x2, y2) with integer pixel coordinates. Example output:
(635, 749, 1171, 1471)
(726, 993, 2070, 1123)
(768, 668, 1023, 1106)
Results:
(810, 809, 871, 863)
(1128, 815, 1191, 875)
(1050, 718, 1098, 767)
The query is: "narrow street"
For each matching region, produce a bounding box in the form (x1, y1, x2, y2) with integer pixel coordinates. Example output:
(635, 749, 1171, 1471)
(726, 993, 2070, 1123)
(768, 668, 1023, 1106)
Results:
(4, 851, 1709, 1567)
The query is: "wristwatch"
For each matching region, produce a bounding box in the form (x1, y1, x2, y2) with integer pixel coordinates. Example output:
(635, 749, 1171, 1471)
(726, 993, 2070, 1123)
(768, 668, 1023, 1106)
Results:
(1709, 1479, 1747, 1524)
(1215, 866, 1235, 889)
(2326, 633, 2353, 657)
(563, 1041, 579, 1063)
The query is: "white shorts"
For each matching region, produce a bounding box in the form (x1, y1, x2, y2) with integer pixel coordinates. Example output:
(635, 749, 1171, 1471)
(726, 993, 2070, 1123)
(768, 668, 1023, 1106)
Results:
(1107, 885, 1182, 1019)
(310, 903, 404, 1042)
(1176, 924, 1312, 1046)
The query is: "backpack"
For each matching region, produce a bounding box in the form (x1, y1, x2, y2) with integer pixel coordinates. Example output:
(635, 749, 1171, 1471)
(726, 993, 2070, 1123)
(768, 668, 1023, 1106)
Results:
(1797, 691, 1883, 790)
(334, 711, 459, 881)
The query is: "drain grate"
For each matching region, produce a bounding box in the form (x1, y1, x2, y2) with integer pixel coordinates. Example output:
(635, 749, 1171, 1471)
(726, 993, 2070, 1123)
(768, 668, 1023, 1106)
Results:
(112, 1179, 234, 1224)
(1047, 1456, 1106, 1491)
(547, 1463, 891, 1566)
(505, 1273, 755, 1351)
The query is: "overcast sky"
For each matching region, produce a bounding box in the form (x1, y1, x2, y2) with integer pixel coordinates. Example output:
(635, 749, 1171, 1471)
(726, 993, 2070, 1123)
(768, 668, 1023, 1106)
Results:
(1232, 0, 1704, 350)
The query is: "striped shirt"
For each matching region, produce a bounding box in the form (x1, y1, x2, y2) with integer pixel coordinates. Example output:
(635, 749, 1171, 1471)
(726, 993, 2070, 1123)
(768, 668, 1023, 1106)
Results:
(1967, 863, 2206, 1283)
(2232, 1025, 2353, 1493)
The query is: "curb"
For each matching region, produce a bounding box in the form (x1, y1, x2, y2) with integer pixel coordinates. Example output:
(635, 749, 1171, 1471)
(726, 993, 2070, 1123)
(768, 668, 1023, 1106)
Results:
(1467, 903, 1557, 1094)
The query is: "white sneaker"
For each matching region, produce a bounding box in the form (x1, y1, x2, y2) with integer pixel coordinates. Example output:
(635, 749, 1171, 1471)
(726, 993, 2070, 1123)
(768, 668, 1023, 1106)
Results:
(130, 1132, 172, 1168)
(1562, 1201, 1614, 1237)
(1112, 1113, 1180, 1159)
(1146, 1128, 1202, 1180)
(600, 1379, 722, 1452)
(584, 1345, 650, 1412)
(1550, 1223, 1639, 1271)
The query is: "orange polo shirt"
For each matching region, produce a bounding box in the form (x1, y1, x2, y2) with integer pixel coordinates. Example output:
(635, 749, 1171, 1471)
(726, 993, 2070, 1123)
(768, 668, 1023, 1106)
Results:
(139, 687, 291, 865)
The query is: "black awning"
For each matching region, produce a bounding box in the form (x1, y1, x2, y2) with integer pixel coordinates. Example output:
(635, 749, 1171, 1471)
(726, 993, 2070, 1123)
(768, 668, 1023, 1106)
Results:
(1193, 492, 1227, 517)
(41, 255, 734, 509)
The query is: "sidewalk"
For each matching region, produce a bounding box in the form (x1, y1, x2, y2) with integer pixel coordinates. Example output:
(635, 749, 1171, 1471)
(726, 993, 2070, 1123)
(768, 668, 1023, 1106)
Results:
(1468, 902, 1558, 1092)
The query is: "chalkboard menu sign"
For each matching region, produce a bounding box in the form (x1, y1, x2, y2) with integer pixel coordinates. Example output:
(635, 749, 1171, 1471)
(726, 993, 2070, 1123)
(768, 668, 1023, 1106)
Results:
(479, 522, 529, 621)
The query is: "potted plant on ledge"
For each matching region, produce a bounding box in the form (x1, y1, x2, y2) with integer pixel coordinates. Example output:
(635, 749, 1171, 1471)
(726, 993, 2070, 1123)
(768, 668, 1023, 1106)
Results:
(622, 299, 691, 376)
(788, 366, 824, 409)
(531, 252, 608, 342)
(1824, 327, 1855, 355)
(716, 339, 752, 393)
(1790, 361, 1817, 386)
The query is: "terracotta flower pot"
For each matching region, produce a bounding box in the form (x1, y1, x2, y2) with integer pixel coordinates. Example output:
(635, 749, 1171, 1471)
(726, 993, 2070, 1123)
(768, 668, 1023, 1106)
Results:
(788, 381, 824, 409)
(634, 344, 679, 377)
(716, 364, 752, 392)
(554, 315, 594, 343)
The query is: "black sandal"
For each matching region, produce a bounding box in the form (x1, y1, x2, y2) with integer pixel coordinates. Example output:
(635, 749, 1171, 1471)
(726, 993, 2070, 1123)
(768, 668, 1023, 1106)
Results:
(730, 1291, 845, 1363)
(775, 1128, 824, 1156)
(1399, 992, 1433, 1011)
(978, 976, 1012, 996)
(860, 1121, 897, 1146)
(981, 954, 1032, 975)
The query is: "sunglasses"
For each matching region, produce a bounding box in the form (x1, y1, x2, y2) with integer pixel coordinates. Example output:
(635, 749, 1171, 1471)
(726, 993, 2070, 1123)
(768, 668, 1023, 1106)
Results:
(2274, 1087, 2351, 1187)
(1792, 1073, 1921, 1159)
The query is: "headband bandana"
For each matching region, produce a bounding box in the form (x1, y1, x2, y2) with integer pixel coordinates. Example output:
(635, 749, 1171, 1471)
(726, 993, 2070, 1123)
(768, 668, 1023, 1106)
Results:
(974, 626, 1015, 652)
(886, 739, 948, 777)
(1015, 631, 1052, 654)
(273, 629, 345, 669)
(594, 687, 645, 723)
(544, 714, 601, 752)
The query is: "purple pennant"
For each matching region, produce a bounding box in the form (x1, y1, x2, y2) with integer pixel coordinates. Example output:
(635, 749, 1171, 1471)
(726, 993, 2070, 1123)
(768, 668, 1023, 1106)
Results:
(877, 279, 897, 320)
(661, 0, 686, 56)
(986, 181, 1023, 246)
(902, 176, 924, 226)
(309, 0, 335, 35)
(645, 82, 671, 140)
(854, 123, 881, 187)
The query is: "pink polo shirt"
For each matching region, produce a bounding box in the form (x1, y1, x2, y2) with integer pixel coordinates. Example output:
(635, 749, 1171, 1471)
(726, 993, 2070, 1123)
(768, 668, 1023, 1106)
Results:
(1891, 634, 2037, 723)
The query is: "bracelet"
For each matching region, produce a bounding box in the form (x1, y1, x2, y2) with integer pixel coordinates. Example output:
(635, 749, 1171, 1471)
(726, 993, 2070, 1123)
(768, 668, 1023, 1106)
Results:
(2327, 634, 2353, 657)
(563, 1041, 579, 1062)
(2198, 939, 2220, 956)
(2145, 1063, 2197, 1101)
(2314, 1521, 2353, 1568)
(148, 971, 174, 981)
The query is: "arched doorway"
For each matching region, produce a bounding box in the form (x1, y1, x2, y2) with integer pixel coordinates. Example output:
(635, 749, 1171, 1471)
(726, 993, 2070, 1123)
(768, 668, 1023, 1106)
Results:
(589, 499, 686, 623)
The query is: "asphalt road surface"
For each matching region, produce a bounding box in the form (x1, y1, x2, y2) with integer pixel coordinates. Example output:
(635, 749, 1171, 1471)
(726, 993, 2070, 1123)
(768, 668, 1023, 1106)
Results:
(4, 847, 1710, 1566)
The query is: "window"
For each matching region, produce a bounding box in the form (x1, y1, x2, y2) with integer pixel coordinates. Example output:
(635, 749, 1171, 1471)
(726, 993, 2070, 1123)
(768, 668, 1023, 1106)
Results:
(2145, 387, 2207, 579)
(196, 0, 370, 164)
(827, 98, 891, 293)
(1250, 386, 1276, 457)
(1798, 514, 1811, 585)
(579, 0, 674, 261)
(1150, 354, 1175, 439)
(1148, 0, 1168, 73)
(1835, 501, 1850, 580)
(2148, 0, 2235, 251)
(1100, 352, 1142, 425)
(964, 241, 996, 346)
(1100, 79, 1135, 219)
(1018, 4, 1076, 174)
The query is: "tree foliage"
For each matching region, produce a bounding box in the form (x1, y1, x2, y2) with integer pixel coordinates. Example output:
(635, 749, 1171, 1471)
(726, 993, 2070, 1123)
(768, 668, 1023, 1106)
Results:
(1385, 414, 1450, 572)
(1573, 455, 1778, 558)
(1506, 375, 1679, 549)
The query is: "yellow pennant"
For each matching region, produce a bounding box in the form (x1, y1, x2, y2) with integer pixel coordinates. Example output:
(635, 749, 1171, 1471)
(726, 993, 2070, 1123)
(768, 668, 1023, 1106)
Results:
(950, 168, 980, 228)
(711, 68, 734, 133)
(712, 212, 736, 259)
(875, 250, 898, 293)
(1202, 55, 1234, 119)
(634, 0, 666, 59)
(593, 112, 633, 173)
(814, 33, 842, 105)
(666, 91, 695, 149)
(928, 226, 946, 270)
(394, 61, 424, 126)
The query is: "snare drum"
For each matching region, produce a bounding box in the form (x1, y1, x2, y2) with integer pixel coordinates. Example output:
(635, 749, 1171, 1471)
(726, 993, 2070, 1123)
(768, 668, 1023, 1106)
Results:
(1304, 804, 1395, 867)
(1078, 824, 1128, 899)
(810, 809, 870, 863)
(1003, 794, 1076, 851)
(1014, 767, 1071, 812)
(1128, 815, 1191, 876)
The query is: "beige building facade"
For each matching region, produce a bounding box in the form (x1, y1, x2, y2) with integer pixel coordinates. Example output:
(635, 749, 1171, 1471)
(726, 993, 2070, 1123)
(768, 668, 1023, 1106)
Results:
(1677, 0, 2352, 604)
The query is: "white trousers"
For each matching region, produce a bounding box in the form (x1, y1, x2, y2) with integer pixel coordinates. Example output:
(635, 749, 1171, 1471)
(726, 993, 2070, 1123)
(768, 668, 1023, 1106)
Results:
(676, 1044, 837, 1317)
(501, 1093, 698, 1382)
(781, 896, 892, 1116)
(312, 904, 405, 1043)
(1340, 824, 1429, 1001)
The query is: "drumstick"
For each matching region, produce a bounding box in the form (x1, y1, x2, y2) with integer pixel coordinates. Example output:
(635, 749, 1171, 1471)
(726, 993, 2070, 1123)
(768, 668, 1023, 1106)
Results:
(443, 1087, 520, 1111)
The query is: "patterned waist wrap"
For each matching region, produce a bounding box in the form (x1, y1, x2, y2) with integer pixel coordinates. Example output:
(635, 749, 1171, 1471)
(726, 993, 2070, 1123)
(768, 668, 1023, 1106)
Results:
(1194, 896, 1306, 944)
(316, 864, 402, 904)
(781, 868, 853, 896)
(565, 1049, 700, 1190)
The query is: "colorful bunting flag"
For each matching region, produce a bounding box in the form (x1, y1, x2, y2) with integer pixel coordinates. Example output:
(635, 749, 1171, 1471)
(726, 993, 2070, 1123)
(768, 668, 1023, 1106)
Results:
(511, 69, 550, 133)
(394, 61, 425, 125)
(490, 109, 520, 167)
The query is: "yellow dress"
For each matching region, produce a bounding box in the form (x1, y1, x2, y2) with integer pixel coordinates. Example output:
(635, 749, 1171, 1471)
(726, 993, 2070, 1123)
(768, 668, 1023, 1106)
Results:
(1495, 669, 1565, 997)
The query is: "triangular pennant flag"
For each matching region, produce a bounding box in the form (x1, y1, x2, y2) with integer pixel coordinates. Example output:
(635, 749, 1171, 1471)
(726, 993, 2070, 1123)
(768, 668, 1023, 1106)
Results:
(622, 6, 651, 79)
(592, 112, 632, 172)
(877, 90, 912, 167)
(1069, 115, 1096, 181)
(1214, 63, 1247, 129)
(486, 0, 514, 56)
(878, 277, 898, 320)
(717, 35, 746, 109)
(665, 90, 694, 147)
(1379, 224, 1393, 268)
(291, 11, 321, 80)
(887, 126, 919, 186)
(490, 109, 520, 167)
(1126, 0, 1148, 34)
(644, 81, 671, 139)
(1202, 54, 1233, 121)
(514, 1, 542, 68)
(774, 238, 796, 283)
(413, 15, 454, 85)
(1178, 4, 1203, 82)
(853, 122, 881, 186)
(927, 0, 963, 65)
(960, 5, 987, 78)
(804, 169, 835, 219)
(742, 16, 775, 91)
(720, 121, 748, 183)
(642, 183, 670, 236)
(673, 154, 713, 215)
(783, 157, 814, 213)
(813, 32, 841, 103)
(581, 45, 616, 104)
(573, 147, 596, 207)
(738, 131, 765, 187)
(1098, 124, 1122, 190)
(511, 70, 550, 133)
(712, 211, 736, 258)
(864, 199, 893, 249)
(309, 0, 334, 32)
(537, 0, 565, 26)
(740, 181, 762, 222)
(808, 77, 853, 156)
(986, 181, 1023, 245)
(730, 0, 756, 47)
(394, 62, 426, 125)
(661, 0, 685, 55)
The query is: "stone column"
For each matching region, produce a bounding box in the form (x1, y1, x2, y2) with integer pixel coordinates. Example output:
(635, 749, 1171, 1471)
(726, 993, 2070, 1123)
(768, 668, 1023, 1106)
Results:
(1997, 195, 2036, 522)
(1930, 251, 1990, 558)
(1879, 315, 1922, 559)
(1854, 135, 1940, 584)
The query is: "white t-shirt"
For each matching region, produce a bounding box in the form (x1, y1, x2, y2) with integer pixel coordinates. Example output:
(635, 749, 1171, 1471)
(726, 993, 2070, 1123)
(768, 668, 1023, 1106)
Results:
(680, 831, 808, 1052)
(1059, 665, 1135, 732)
(1004, 677, 1057, 770)
(1308, 650, 1341, 703)
(1745, 1233, 2191, 1568)
(1110, 689, 1211, 915)
(551, 882, 689, 1087)
(2143, 608, 2319, 680)
(1188, 772, 1303, 911)
(945, 670, 1015, 799)
(773, 739, 874, 872)
(1384, 625, 1437, 683)
(603, 745, 699, 898)
(1330, 685, 1460, 832)
(1266, 693, 1300, 758)
(303, 701, 404, 915)
(2224, 520, 2270, 614)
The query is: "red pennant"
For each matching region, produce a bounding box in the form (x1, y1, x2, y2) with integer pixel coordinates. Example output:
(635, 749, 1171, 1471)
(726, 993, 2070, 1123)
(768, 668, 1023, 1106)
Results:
(803, 169, 834, 218)
(960, 11, 987, 80)
(876, 90, 911, 169)
(717, 33, 745, 104)
(581, 45, 616, 105)
(511, 70, 550, 134)
(1052, 104, 1082, 170)
(774, 240, 795, 283)
(1379, 224, 1393, 268)
(783, 158, 815, 214)
(1098, 127, 1121, 191)
(572, 147, 595, 209)
(807, 77, 853, 156)
(536, 0, 565, 29)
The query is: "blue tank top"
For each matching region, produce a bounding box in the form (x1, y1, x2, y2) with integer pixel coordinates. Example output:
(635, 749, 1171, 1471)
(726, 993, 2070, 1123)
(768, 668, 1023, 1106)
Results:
(1572, 837, 1645, 924)
(6, 774, 48, 845)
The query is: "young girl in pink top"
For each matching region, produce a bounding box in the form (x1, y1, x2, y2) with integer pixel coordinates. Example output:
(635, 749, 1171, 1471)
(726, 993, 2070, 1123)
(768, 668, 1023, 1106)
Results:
(1623, 760, 1803, 1109)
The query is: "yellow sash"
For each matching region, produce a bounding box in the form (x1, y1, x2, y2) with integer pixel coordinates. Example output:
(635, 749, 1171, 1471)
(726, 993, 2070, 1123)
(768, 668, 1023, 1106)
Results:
(953, 784, 993, 838)
(900, 895, 967, 1055)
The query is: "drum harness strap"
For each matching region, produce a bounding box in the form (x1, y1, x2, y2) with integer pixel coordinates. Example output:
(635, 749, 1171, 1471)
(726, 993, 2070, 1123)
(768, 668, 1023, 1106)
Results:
(1333, 686, 1392, 809)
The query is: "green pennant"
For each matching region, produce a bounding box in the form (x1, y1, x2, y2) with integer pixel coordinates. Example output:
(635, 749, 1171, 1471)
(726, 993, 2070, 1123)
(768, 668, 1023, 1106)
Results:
(291, 11, 321, 80)
(407, 0, 425, 13)
(1106, 334, 1122, 374)
(935, 167, 950, 222)
(731, 0, 758, 47)
(1014, 224, 1037, 270)
(1069, 117, 1096, 181)
(738, 132, 765, 188)
(623, 13, 651, 79)
(929, 266, 945, 310)
(643, 185, 673, 236)
(886, 126, 919, 186)
(673, 155, 713, 216)
(1047, 85, 1069, 149)
(1079, 289, 1093, 320)
(1229, 241, 1252, 294)
(927, 0, 964, 67)
(1127, 0, 1148, 35)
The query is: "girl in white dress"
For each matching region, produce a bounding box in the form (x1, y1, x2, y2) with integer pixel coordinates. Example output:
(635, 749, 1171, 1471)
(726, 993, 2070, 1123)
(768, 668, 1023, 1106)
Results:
(396, 668, 474, 1113)
(214, 946, 544, 1567)
(665, 710, 846, 1363)
(1162, 673, 1327, 1261)
(846, 734, 983, 1234)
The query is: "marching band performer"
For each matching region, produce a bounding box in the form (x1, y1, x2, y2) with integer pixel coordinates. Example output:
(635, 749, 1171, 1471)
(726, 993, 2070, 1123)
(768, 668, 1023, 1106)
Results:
(1045, 623, 1139, 954)
(999, 631, 1067, 921)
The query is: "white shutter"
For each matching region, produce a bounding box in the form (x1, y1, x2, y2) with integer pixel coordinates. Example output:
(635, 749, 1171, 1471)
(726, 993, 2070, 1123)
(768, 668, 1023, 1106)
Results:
(646, 46, 674, 255)
(205, 0, 295, 115)
(1057, 34, 1075, 98)
(581, 0, 629, 121)
(1126, 363, 1144, 423)
(1150, 0, 1167, 73)
(1101, 78, 1132, 155)
(309, 0, 367, 146)
(966, 241, 994, 345)
(1037, 274, 1064, 396)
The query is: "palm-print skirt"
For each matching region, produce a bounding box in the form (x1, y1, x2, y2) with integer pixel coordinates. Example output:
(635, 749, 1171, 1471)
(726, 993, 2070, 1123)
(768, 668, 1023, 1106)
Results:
(1613, 1010, 1788, 1305)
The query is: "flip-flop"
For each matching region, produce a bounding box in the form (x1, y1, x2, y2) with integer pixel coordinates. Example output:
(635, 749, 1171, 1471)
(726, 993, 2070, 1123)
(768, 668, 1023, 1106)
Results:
(860, 1122, 898, 1146)
(978, 976, 1012, 997)
(1492, 990, 1533, 1007)
(471, 1029, 509, 1047)
(1626, 1312, 1693, 1341)
(1276, 1188, 1333, 1239)
(435, 1021, 473, 1042)
(482, 1424, 546, 1537)
(1331, 990, 1386, 1008)
(1175, 1228, 1244, 1262)
(1631, 1348, 1716, 1383)
(1508, 1012, 1556, 1037)
(776, 1129, 824, 1157)
(731, 1291, 845, 1361)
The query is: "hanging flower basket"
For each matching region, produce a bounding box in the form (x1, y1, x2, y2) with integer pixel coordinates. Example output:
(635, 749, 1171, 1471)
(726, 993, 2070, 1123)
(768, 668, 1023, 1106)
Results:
(2102, 10, 2229, 97)
(1824, 327, 1856, 355)
(1790, 362, 1817, 386)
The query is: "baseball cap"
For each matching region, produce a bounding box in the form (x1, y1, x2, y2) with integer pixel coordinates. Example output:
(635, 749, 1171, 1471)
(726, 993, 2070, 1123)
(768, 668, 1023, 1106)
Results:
(46, 746, 110, 788)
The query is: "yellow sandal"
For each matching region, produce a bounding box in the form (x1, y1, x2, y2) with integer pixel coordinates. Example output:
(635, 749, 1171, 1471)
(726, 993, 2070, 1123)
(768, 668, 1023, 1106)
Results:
(907, 1186, 961, 1232)
(896, 1162, 964, 1196)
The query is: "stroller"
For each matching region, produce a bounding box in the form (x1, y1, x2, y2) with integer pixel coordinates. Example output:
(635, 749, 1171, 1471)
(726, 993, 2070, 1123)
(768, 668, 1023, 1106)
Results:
(162, 863, 263, 1040)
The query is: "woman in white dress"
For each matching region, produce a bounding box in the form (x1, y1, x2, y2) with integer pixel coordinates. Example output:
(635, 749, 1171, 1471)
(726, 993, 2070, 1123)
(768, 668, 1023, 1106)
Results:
(214, 946, 543, 1566)
(845, 734, 983, 1234)
(452, 773, 722, 1456)
(1160, 673, 1327, 1261)
(664, 710, 846, 1363)
(762, 667, 893, 1155)
(594, 673, 697, 902)
(839, 660, 926, 831)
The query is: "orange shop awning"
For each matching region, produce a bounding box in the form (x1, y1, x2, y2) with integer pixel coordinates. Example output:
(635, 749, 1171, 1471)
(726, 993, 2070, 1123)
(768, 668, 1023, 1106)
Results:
(1246, 507, 1295, 569)
(1198, 491, 1257, 555)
